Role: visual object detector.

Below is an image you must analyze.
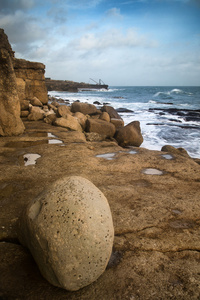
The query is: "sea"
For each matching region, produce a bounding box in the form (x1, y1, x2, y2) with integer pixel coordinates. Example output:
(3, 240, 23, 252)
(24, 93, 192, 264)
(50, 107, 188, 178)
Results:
(48, 86, 200, 159)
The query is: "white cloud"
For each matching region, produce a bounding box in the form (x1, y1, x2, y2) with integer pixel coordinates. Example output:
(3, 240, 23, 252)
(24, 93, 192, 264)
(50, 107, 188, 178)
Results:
(105, 8, 124, 20)
(69, 28, 158, 53)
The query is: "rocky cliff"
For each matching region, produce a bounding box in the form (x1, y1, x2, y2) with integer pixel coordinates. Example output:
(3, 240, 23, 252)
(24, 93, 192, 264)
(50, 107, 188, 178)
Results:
(0, 28, 48, 137)
(0, 29, 25, 136)
(14, 58, 48, 105)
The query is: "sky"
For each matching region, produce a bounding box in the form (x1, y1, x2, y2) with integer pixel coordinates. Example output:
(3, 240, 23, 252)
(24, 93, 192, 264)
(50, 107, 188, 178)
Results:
(0, 0, 200, 86)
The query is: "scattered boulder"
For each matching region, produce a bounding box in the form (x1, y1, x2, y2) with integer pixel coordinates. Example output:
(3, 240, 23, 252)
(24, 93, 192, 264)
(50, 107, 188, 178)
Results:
(114, 121, 143, 147)
(99, 112, 110, 122)
(71, 102, 97, 115)
(30, 97, 43, 107)
(54, 116, 82, 132)
(101, 105, 122, 120)
(86, 119, 116, 138)
(18, 176, 114, 291)
(56, 105, 72, 118)
(0, 29, 25, 136)
(28, 106, 45, 121)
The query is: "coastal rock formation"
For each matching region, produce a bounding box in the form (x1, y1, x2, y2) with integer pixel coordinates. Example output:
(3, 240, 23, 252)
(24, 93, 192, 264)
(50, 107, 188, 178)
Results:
(18, 176, 114, 291)
(0, 120, 200, 299)
(114, 120, 143, 147)
(14, 58, 48, 105)
(0, 29, 25, 136)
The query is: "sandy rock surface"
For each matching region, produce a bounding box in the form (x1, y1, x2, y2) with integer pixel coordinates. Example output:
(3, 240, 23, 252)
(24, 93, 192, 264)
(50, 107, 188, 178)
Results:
(0, 120, 200, 299)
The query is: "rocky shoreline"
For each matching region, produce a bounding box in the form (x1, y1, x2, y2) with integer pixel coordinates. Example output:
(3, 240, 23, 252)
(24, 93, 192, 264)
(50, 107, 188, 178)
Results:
(1, 118, 200, 299)
(1, 28, 200, 299)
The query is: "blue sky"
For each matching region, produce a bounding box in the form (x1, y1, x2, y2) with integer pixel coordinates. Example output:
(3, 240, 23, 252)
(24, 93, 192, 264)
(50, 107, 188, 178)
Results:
(0, 0, 200, 86)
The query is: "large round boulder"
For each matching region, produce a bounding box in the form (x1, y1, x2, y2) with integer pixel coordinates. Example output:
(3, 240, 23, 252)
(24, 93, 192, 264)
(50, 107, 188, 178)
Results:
(18, 176, 114, 291)
(114, 121, 143, 147)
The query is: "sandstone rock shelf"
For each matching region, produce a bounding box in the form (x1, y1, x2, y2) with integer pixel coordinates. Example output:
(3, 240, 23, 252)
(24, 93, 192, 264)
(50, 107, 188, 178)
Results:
(0, 120, 200, 299)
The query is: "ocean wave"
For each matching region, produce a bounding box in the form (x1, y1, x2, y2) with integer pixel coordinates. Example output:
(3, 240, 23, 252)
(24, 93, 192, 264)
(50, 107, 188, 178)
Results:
(154, 88, 193, 99)
(170, 88, 183, 94)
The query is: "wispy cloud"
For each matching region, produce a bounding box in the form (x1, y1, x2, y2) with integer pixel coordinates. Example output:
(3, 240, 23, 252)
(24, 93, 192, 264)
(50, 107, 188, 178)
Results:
(105, 8, 124, 20)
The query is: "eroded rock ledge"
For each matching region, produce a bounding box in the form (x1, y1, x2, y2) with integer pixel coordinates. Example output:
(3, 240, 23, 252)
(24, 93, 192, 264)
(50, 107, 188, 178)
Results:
(0, 119, 200, 299)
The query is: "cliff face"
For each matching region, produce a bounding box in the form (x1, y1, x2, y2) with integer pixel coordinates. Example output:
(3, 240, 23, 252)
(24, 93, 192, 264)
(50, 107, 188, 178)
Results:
(14, 58, 48, 105)
(0, 29, 25, 136)
(0, 28, 48, 136)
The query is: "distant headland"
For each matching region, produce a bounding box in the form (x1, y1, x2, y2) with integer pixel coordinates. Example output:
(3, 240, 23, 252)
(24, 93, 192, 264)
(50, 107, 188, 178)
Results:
(45, 78, 108, 92)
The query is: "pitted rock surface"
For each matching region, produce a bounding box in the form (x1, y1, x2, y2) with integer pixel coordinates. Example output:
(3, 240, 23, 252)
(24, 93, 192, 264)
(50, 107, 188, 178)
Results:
(18, 176, 114, 291)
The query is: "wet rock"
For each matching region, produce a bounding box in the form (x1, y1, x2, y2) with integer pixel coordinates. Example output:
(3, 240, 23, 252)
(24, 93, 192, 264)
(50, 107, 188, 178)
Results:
(54, 116, 82, 132)
(116, 108, 134, 113)
(18, 176, 114, 291)
(86, 119, 116, 138)
(114, 121, 143, 147)
(71, 102, 97, 115)
(93, 101, 101, 105)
